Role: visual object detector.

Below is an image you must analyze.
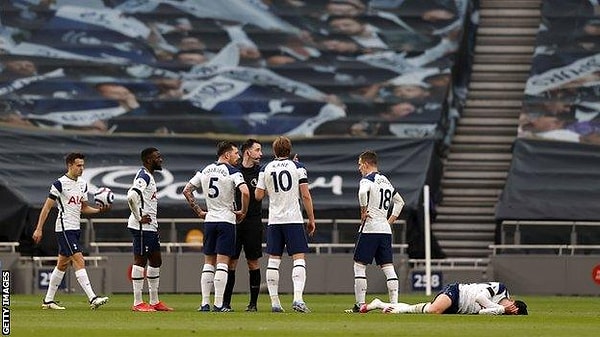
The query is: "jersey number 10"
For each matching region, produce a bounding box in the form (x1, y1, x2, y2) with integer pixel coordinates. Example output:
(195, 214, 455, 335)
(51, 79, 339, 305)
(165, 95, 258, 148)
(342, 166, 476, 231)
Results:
(270, 170, 292, 192)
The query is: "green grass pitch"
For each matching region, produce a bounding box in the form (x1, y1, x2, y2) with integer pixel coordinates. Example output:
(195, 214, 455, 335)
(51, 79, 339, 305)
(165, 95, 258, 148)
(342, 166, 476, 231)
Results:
(9, 293, 600, 337)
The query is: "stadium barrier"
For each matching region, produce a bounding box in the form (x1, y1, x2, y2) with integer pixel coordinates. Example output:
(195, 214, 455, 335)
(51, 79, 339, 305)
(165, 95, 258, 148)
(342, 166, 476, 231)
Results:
(0, 243, 20, 293)
(11, 256, 109, 295)
(83, 218, 407, 245)
(408, 258, 491, 290)
(85, 243, 409, 294)
(5, 245, 409, 295)
(489, 244, 600, 296)
(59, 244, 491, 295)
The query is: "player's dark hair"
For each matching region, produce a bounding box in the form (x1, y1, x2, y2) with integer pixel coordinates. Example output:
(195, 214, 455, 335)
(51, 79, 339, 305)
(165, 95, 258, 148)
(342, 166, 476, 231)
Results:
(514, 300, 528, 315)
(241, 138, 261, 153)
(65, 152, 85, 166)
(217, 141, 237, 157)
(359, 150, 377, 165)
(141, 147, 159, 162)
(272, 136, 292, 158)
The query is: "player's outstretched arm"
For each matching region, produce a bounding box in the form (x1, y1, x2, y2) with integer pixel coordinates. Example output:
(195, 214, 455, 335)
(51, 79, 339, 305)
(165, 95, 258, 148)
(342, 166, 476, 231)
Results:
(81, 200, 110, 215)
(32, 197, 55, 244)
(182, 182, 206, 219)
(299, 183, 315, 236)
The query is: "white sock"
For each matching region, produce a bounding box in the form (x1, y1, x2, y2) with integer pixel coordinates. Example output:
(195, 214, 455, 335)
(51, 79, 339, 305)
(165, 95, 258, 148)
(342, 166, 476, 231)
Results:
(406, 302, 430, 313)
(146, 266, 160, 305)
(353, 262, 367, 305)
(266, 258, 281, 307)
(213, 263, 229, 308)
(201, 264, 215, 306)
(75, 269, 96, 301)
(291, 259, 306, 303)
(44, 267, 65, 303)
(382, 265, 399, 304)
(131, 265, 145, 306)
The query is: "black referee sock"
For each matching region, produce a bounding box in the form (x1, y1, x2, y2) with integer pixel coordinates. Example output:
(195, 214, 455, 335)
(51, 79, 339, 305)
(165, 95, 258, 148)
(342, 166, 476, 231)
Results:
(223, 270, 236, 307)
(249, 268, 261, 305)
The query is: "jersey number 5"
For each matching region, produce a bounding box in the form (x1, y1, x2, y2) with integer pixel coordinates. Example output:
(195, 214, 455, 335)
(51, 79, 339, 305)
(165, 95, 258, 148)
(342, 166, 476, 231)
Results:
(208, 177, 219, 198)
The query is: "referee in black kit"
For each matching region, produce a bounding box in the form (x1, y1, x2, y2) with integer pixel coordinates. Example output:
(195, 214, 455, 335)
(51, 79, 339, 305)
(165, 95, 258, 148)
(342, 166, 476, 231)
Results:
(222, 139, 264, 312)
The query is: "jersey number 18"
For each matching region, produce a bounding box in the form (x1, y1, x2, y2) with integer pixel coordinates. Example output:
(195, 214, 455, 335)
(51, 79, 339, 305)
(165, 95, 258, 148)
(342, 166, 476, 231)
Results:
(378, 188, 392, 210)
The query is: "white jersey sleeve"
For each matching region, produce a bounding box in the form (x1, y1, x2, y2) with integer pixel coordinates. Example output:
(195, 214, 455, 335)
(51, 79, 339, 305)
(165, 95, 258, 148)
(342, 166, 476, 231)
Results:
(458, 282, 510, 314)
(188, 171, 202, 188)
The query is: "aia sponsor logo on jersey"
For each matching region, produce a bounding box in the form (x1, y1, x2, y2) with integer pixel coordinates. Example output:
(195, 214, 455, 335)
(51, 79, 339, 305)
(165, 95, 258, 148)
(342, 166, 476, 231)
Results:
(67, 195, 83, 205)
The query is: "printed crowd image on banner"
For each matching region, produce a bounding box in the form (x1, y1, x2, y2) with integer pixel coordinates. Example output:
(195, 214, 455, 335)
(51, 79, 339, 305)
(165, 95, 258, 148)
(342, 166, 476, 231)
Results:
(0, 0, 470, 138)
(519, 0, 600, 146)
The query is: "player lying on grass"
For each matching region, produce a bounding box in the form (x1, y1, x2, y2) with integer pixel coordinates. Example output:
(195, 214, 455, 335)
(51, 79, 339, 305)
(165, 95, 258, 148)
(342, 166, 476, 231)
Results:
(360, 282, 528, 315)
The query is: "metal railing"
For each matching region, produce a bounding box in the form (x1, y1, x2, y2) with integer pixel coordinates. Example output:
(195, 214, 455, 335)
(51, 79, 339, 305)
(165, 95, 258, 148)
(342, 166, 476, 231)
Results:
(409, 257, 489, 269)
(81, 217, 407, 247)
(0, 242, 19, 253)
(500, 220, 600, 245)
(19, 255, 108, 267)
(489, 244, 600, 256)
(89, 242, 409, 255)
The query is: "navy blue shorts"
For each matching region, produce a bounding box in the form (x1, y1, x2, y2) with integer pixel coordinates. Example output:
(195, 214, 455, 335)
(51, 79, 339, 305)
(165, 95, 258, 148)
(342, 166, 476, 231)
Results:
(232, 216, 264, 260)
(266, 223, 308, 256)
(353, 233, 393, 265)
(129, 228, 161, 256)
(56, 230, 82, 257)
(434, 282, 460, 314)
(203, 222, 236, 257)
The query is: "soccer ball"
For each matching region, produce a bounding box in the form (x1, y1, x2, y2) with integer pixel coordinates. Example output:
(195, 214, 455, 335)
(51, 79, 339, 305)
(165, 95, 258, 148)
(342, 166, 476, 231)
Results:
(94, 187, 114, 207)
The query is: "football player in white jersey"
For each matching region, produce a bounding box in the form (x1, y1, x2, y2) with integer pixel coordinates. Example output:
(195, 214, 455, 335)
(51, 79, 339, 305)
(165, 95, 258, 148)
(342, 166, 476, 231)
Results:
(255, 136, 316, 313)
(183, 141, 249, 312)
(32, 152, 110, 310)
(127, 147, 173, 312)
(347, 150, 405, 313)
(361, 281, 528, 315)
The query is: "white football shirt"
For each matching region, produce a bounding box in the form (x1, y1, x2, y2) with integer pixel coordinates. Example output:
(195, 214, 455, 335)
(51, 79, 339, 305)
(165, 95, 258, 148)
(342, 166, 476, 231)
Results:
(358, 172, 404, 234)
(457, 282, 510, 314)
(188, 162, 246, 224)
(127, 167, 159, 231)
(256, 159, 308, 224)
(50, 175, 88, 232)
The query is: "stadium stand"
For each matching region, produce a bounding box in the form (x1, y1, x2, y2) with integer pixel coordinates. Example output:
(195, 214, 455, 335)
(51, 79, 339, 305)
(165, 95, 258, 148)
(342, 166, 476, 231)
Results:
(432, 0, 543, 257)
(0, 0, 477, 260)
(496, 0, 600, 245)
(0, 0, 467, 137)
